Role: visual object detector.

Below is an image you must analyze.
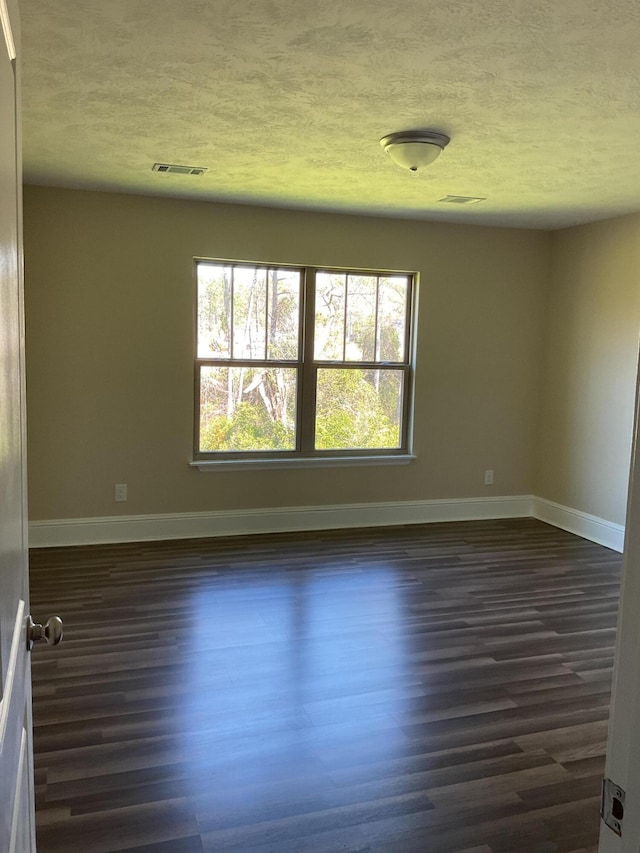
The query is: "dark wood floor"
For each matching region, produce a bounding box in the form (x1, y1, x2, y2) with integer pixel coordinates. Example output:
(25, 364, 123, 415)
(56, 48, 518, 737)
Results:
(29, 518, 621, 853)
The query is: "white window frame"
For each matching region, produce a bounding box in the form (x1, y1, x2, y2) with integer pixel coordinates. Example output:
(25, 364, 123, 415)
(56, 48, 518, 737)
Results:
(193, 259, 417, 466)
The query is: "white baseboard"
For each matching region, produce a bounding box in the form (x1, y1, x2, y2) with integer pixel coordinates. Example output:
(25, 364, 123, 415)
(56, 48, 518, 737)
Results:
(29, 495, 534, 548)
(532, 497, 625, 553)
(29, 495, 625, 552)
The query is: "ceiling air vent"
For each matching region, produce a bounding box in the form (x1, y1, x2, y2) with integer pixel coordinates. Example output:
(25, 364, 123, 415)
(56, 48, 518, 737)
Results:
(438, 195, 486, 205)
(152, 163, 208, 176)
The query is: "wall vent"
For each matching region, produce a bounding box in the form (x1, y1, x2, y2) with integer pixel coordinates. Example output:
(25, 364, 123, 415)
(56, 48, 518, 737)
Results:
(152, 163, 208, 176)
(438, 195, 486, 205)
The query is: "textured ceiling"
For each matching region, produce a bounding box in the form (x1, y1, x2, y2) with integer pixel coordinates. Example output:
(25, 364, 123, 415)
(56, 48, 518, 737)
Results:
(19, 0, 640, 229)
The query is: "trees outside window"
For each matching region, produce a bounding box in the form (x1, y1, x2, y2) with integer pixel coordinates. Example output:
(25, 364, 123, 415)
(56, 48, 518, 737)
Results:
(195, 261, 415, 459)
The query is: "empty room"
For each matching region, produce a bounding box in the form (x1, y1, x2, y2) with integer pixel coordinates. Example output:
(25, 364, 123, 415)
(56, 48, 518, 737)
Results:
(3, 1, 640, 852)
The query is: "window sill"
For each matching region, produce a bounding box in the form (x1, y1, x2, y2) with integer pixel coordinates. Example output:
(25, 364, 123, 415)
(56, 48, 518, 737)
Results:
(190, 455, 416, 472)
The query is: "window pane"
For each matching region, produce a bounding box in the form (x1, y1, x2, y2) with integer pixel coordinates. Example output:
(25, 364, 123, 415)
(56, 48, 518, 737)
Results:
(197, 264, 301, 361)
(315, 368, 403, 450)
(233, 267, 267, 359)
(314, 272, 346, 360)
(267, 269, 302, 360)
(314, 272, 410, 363)
(197, 263, 232, 358)
(200, 366, 297, 452)
(378, 276, 409, 362)
(345, 274, 376, 362)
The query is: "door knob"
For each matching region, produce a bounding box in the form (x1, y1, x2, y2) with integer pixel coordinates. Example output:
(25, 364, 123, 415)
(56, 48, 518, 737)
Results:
(26, 615, 63, 651)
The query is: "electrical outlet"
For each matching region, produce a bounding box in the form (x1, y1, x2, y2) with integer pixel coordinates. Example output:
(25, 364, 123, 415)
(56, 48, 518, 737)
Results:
(484, 469, 494, 485)
(115, 483, 128, 502)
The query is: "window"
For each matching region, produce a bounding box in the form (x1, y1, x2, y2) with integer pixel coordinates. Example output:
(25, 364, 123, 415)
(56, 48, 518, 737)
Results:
(194, 260, 415, 463)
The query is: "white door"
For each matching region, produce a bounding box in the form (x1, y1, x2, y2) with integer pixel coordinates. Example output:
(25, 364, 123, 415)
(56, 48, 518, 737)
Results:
(600, 370, 640, 851)
(0, 1, 35, 850)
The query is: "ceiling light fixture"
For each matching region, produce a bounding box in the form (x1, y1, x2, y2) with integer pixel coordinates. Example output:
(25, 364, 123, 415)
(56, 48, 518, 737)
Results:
(380, 130, 450, 172)
(438, 195, 485, 205)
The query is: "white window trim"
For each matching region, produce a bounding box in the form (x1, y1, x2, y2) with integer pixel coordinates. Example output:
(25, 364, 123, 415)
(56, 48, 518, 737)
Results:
(190, 454, 417, 472)
(194, 260, 417, 463)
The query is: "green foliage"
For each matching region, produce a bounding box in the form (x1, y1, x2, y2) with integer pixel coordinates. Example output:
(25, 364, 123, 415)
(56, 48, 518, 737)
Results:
(315, 369, 399, 450)
(201, 401, 295, 452)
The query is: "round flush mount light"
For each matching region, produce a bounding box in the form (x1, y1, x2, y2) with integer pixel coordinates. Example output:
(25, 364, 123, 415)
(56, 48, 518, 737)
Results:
(380, 130, 450, 172)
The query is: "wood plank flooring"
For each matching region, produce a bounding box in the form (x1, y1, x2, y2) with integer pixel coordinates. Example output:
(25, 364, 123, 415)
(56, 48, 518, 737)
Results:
(29, 518, 622, 853)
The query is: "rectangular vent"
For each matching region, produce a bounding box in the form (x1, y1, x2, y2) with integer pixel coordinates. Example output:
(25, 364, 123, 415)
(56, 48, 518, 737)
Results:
(438, 195, 486, 205)
(152, 163, 207, 176)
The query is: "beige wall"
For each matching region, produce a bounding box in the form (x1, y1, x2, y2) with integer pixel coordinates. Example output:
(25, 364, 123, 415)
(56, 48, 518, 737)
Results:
(536, 214, 640, 526)
(24, 186, 549, 521)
